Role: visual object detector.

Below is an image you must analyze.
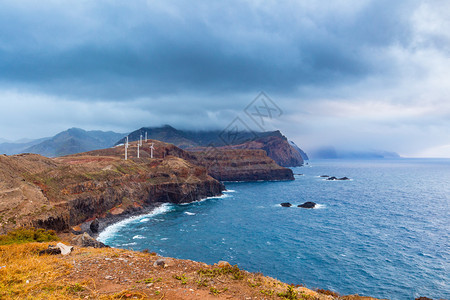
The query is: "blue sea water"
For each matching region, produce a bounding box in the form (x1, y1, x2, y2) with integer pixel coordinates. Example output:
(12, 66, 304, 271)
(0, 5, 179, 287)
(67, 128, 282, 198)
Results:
(98, 159, 450, 299)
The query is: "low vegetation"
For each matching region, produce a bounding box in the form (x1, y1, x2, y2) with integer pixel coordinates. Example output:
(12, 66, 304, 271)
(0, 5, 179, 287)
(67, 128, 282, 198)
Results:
(0, 227, 59, 245)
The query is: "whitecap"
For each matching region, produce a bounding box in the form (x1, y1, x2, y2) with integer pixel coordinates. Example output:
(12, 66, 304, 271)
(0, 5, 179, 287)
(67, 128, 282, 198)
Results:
(184, 211, 196, 215)
(224, 189, 236, 193)
(160, 237, 169, 241)
(314, 204, 326, 209)
(121, 242, 137, 246)
(132, 235, 145, 239)
(140, 218, 150, 222)
(97, 203, 174, 243)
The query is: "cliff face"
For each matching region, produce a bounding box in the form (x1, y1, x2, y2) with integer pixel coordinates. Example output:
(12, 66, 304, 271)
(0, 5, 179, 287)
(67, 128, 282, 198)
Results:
(0, 150, 223, 233)
(193, 135, 304, 167)
(190, 149, 294, 181)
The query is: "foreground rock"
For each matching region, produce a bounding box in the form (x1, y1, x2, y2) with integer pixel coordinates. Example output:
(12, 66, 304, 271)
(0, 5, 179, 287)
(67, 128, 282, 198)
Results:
(298, 202, 316, 209)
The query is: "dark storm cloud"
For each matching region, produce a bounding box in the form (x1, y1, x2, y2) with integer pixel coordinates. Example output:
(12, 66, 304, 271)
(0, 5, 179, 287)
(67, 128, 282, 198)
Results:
(1, 0, 449, 157)
(0, 0, 418, 99)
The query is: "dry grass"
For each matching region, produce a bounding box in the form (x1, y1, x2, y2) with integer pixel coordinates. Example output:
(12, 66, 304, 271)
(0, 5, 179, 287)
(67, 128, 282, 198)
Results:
(0, 242, 73, 299)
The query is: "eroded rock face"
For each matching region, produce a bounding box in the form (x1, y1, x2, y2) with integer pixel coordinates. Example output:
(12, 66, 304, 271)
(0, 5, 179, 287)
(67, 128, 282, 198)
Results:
(188, 134, 304, 167)
(190, 149, 294, 182)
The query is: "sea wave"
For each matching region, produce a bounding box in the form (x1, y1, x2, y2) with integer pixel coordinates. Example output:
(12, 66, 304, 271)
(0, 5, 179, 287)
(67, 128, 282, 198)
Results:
(97, 203, 174, 243)
(184, 211, 196, 215)
(132, 235, 145, 239)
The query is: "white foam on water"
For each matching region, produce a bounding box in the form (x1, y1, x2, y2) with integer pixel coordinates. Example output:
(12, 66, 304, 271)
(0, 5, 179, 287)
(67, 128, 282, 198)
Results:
(97, 203, 173, 243)
(184, 211, 196, 215)
(160, 237, 169, 241)
(122, 242, 137, 246)
(180, 193, 231, 206)
(139, 218, 150, 222)
(132, 235, 145, 239)
(224, 189, 236, 193)
(314, 204, 326, 209)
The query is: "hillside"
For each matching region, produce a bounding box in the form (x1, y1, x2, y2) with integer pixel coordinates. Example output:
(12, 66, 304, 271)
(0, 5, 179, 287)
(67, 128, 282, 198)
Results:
(116, 125, 306, 167)
(0, 145, 223, 234)
(0, 237, 384, 300)
(23, 128, 125, 157)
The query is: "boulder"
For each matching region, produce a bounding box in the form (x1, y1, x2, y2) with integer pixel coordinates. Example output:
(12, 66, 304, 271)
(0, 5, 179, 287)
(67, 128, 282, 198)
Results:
(217, 261, 231, 268)
(298, 202, 316, 209)
(57, 242, 73, 255)
(320, 175, 329, 177)
(280, 202, 292, 207)
(90, 218, 100, 233)
(339, 177, 350, 180)
(71, 232, 108, 248)
(326, 176, 337, 181)
(39, 245, 61, 256)
(153, 258, 173, 268)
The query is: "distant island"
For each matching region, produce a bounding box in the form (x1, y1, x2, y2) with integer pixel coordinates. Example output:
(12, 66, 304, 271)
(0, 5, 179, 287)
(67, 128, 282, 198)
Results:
(310, 146, 400, 159)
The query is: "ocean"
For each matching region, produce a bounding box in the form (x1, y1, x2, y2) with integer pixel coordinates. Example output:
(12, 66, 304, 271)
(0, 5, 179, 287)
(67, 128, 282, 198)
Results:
(98, 159, 450, 299)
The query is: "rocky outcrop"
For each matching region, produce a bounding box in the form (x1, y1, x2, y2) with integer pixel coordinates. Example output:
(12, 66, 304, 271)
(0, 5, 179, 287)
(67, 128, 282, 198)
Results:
(72, 232, 108, 248)
(189, 134, 304, 167)
(280, 202, 292, 207)
(298, 202, 316, 208)
(189, 149, 294, 181)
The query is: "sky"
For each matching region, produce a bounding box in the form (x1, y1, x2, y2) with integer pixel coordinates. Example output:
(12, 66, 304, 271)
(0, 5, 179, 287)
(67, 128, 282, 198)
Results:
(0, 0, 449, 157)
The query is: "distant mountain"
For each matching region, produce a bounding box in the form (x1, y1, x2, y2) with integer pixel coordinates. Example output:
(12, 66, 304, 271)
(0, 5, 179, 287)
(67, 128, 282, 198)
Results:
(23, 128, 126, 157)
(116, 125, 307, 167)
(310, 146, 400, 159)
(0, 137, 50, 155)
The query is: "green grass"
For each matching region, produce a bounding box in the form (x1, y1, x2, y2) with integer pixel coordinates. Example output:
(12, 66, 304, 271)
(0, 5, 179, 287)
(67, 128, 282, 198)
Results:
(0, 227, 59, 245)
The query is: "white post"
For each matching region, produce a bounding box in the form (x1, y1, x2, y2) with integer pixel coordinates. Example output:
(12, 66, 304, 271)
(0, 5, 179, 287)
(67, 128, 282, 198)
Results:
(137, 142, 140, 158)
(145, 132, 147, 142)
(140, 134, 143, 146)
(125, 136, 128, 160)
(151, 143, 154, 158)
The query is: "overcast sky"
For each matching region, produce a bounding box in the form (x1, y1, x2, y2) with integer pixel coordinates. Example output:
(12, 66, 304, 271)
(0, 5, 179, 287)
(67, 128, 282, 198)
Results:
(0, 0, 449, 157)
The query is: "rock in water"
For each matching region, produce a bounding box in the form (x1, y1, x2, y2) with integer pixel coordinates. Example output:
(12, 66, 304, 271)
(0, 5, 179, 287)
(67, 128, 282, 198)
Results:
(90, 218, 100, 233)
(326, 176, 337, 181)
(298, 202, 316, 209)
(71, 232, 108, 248)
(280, 202, 292, 207)
(339, 177, 350, 180)
(320, 175, 330, 177)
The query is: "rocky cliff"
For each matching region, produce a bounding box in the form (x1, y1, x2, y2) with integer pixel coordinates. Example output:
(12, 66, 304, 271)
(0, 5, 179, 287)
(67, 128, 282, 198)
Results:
(0, 149, 223, 234)
(189, 149, 294, 181)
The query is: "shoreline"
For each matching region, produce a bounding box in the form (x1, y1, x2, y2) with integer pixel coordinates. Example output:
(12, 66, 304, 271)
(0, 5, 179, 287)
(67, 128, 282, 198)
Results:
(87, 190, 231, 242)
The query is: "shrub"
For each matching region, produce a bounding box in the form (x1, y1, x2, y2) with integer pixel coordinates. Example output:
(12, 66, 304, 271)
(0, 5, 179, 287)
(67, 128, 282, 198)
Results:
(0, 227, 59, 245)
